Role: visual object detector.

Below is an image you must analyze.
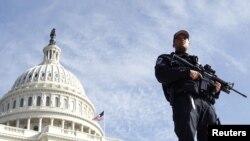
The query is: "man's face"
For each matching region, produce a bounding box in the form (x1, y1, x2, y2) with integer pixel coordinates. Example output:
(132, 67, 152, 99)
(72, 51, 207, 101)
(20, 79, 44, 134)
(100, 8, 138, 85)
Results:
(173, 34, 190, 53)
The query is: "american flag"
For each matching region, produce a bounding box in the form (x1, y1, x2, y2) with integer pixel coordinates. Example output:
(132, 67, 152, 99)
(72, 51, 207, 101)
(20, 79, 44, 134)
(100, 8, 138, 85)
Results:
(93, 111, 104, 121)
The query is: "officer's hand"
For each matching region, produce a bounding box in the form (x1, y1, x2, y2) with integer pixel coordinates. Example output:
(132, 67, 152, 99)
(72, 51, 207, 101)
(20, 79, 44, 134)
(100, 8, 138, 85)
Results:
(189, 70, 203, 80)
(214, 81, 221, 93)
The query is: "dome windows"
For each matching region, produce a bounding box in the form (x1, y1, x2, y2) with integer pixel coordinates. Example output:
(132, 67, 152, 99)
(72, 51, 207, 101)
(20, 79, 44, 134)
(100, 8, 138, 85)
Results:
(22, 76, 26, 83)
(40, 71, 45, 80)
(1, 104, 4, 112)
(28, 74, 32, 81)
(10, 65, 85, 95)
(7, 103, 10, 110)
(70, 101, 74, 112)
(54, 73, 59, 82)
(20, 98, 24, 107)
(42, 72, 45, 77)
(46, 96, 50, 106)
(28, 97, 33, 106)
(13, 100, 16, 109)
(37, 96, 41, 106)
(47, 71, 52, 81)
(34, 73, 39, 81)
(63, 99, 68, 109)
(55, 97, 59, 107)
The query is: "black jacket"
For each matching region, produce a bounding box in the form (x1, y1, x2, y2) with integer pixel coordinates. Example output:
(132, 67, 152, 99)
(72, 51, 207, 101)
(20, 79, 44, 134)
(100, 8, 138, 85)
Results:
(155, 51, 219, 104)
(155, 51, 199, 84)
(155, 52, 200, 100)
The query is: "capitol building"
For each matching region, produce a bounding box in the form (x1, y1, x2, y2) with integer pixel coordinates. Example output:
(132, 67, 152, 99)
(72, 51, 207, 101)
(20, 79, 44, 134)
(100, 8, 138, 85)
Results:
(0, 29, 120, 141)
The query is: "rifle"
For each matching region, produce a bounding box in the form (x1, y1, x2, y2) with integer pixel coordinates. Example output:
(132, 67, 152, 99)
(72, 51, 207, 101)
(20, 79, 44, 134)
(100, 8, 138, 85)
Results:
(171, 54, 247, 98)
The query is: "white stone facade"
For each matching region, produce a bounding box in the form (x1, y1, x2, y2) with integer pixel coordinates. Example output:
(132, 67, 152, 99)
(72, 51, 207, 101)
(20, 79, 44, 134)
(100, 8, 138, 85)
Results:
(0, 29, 121, 141)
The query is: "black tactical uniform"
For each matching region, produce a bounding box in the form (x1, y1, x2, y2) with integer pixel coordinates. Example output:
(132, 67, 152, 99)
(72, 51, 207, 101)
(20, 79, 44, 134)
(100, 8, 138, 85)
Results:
(155, 51, 220, 141)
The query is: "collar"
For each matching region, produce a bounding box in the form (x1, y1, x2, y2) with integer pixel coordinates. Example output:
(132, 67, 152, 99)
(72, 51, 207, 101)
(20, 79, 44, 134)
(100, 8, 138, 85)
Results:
(174, 51, 189, 57)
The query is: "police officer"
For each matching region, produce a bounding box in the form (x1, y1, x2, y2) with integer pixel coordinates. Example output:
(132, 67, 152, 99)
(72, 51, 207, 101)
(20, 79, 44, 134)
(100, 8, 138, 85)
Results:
(155, 30, 221, 141)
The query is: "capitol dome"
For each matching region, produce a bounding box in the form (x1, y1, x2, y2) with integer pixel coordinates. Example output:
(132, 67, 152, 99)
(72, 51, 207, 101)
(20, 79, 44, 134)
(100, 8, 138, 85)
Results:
(0, 29, 120, 141)
(11, 44, 85, 96)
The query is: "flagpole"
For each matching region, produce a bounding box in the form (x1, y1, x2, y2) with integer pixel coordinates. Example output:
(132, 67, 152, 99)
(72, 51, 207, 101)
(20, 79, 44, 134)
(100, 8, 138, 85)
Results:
(104, 115, 106, 136)
(93, 111, 105, 140)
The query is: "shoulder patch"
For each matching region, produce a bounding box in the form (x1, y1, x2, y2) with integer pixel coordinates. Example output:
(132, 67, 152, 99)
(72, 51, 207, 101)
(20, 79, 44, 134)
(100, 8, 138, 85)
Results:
(156, 54, 172, 66)
(156, 57, 164, 65)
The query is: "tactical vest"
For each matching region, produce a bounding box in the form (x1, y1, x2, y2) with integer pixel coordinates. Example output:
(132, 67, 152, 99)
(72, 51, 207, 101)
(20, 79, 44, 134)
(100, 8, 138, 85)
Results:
(162, 53, 216, 105)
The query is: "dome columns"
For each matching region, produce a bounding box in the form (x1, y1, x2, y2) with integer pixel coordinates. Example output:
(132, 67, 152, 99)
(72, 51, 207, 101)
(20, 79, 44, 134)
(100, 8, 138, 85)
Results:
(39, 118, 42, 131)
(3, 117, 93, 134)
(16, 120, 20, 128)
(42, 45, 61, 65)
(27, 118, 31, 130)
(41, 28, 61, 65)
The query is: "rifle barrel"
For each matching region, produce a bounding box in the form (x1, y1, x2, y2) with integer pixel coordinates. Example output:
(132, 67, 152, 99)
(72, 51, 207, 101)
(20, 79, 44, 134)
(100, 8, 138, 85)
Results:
(231, 88, 247, 98)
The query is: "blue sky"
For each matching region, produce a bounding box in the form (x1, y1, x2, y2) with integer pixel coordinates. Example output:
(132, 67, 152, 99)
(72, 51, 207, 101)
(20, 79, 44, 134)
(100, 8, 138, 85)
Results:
(0, 0, 250, 141)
